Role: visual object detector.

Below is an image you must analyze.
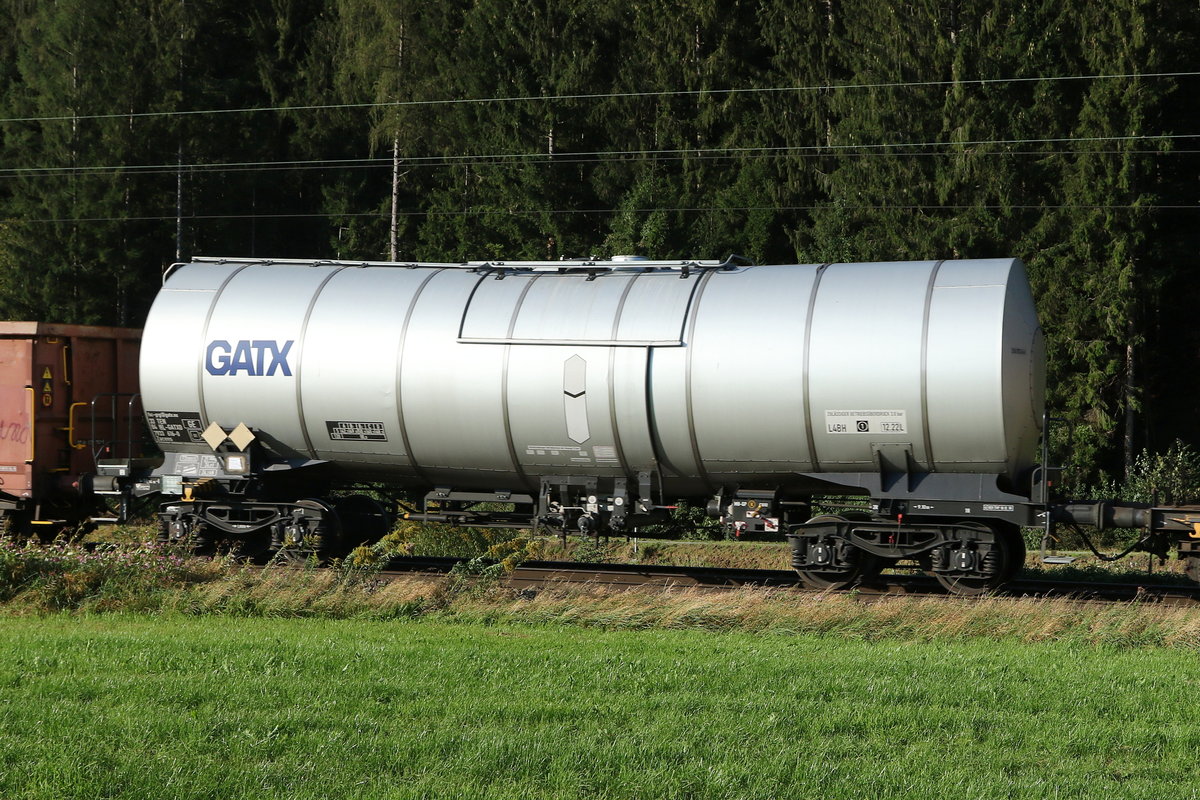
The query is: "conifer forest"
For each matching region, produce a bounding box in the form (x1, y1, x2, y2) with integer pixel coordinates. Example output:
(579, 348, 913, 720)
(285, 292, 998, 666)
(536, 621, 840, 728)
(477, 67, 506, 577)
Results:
(0, 1, 1197, 484)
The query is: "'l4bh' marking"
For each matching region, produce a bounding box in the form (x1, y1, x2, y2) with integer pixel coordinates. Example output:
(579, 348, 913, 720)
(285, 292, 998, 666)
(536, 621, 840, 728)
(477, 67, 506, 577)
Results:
(205, 339, 294, 376)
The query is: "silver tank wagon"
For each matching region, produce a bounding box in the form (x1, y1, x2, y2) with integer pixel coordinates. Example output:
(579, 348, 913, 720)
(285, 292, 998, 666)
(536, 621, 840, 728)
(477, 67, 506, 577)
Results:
(141, 256, 1043, 493)
(141, 255, 1045, 590)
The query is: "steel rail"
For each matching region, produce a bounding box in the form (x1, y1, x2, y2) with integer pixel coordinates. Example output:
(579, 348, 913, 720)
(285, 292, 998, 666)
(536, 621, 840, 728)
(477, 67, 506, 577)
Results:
(377, 556, 1200, 604)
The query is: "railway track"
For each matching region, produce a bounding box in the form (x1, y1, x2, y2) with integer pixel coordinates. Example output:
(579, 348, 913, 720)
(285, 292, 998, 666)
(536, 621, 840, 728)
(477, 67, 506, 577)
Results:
(379, 556, 1200, 605)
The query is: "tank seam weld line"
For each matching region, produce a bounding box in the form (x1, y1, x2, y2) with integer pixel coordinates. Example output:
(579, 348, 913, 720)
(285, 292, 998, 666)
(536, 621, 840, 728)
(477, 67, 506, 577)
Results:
(197, 263, 251, 430)
(684, 269, 718, 493)
(394, 268, 446, 485)
(295, 267, 347, 459)
(802, 264, 831, 473)
(607, 272, 642, 482)
(501, 274, 540, 492)
(920, 260, 945, 472)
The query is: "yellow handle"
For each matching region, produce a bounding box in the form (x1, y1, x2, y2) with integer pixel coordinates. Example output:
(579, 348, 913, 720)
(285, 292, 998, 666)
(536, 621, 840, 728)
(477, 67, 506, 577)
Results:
(65, 402, 89, 450)
(25, 387, 34, 463)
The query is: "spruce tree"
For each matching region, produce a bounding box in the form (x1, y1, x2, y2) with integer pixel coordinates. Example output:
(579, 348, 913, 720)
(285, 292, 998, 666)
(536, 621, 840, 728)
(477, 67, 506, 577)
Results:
(0, 0, 167, 324)
(1025, 0, 1172, 481)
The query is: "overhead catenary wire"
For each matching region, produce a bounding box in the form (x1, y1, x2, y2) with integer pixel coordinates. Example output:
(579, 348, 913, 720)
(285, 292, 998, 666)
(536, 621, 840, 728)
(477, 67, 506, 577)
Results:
(1, 70, 1197, 125)
(16, 204, 1197, 225)
(3, 74, 1191, 228)
(0, 132, 1193, 180)
(6, 148, 1196, 181)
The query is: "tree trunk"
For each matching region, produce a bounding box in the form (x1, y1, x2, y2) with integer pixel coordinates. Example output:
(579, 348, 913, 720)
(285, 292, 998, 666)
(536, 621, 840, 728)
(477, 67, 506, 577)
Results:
(1124, 339, 1136, 479)
(390, 135, 400, 261)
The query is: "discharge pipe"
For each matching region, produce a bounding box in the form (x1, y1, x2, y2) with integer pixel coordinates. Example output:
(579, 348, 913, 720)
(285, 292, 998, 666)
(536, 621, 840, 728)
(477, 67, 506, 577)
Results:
(1052, 501, 1149, 531)
(1048, 500, 1166, 563)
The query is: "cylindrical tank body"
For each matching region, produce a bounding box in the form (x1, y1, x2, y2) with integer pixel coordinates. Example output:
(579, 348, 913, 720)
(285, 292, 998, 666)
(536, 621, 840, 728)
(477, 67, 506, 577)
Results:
(139, 257, 1045, 497)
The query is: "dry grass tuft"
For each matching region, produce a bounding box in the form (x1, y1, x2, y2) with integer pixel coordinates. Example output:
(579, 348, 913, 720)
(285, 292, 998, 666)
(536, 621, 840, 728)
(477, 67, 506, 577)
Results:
(2, 537, 1197, 648)
(450, 580, 1200, 649)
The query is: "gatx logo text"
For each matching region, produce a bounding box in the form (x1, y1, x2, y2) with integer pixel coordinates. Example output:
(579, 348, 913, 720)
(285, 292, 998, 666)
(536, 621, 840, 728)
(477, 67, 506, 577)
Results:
(205, 340, 294, 376)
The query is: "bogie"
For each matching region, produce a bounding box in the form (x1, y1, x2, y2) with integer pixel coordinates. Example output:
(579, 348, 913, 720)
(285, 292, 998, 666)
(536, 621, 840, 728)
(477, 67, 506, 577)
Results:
(788, 514, 1024, 596)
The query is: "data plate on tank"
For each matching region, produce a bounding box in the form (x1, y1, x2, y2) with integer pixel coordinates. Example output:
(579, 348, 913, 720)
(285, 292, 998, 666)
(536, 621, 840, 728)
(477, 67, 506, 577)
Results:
(824, 410, 908, 435)
(325, 421, 389, 442)
(170, 453, 222, 476)
(145, 411, 205, 444)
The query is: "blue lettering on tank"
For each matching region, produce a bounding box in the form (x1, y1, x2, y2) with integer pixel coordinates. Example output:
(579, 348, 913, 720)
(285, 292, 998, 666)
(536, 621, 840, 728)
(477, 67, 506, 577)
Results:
(206, 340, 232, 374)
(205, 340, 294, 376)
(229, 341, 254, 374)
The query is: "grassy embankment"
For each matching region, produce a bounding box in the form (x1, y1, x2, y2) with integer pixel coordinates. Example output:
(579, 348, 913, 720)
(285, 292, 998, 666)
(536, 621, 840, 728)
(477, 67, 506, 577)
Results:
(2, 534, 1199, 648)
(2, 531, 1199, 797)
(2, 615, 1200, 800)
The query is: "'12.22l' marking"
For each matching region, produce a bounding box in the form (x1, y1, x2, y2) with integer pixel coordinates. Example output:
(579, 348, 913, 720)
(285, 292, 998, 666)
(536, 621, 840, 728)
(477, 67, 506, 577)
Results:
(824, 409, 908, 435)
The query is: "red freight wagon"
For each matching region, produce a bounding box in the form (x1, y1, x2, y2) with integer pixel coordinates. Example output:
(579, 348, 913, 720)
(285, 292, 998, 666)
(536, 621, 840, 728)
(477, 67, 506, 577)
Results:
(0, 322, 143, 532)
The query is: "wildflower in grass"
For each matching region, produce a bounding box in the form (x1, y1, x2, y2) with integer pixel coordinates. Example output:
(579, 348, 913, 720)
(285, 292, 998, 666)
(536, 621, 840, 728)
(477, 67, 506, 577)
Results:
(0, 536, 201, 610)
(390, 521, 531, 560)
(485, 536, 542, 572)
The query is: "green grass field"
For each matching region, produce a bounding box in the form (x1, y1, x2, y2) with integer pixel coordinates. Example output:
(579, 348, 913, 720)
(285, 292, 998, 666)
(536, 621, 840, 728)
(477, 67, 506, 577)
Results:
(1, 615, 1198, 800)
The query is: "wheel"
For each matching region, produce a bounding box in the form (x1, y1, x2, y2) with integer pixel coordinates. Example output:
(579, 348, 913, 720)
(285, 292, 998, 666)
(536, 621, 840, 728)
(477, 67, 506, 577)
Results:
(230, 530, 274, 564)
(1002, 526, 1027, 580)
(932, 521, 1016, 596)
(156, 514, 215, 555)
(333, 495, 393, 547)
(1, 510, 32, 540)
(271, 498, 342, 561)
(794, 514, 882, 590)
(1185, 555, 1200, 584)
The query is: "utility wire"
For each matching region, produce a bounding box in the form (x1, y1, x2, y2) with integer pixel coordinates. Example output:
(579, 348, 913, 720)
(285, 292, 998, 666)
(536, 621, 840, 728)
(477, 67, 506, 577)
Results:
(1, 70, 1197, 125)
(6, 148, 1196, 181)
(0, 132, 1192, 179)
(15, 204, 1196, 224)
